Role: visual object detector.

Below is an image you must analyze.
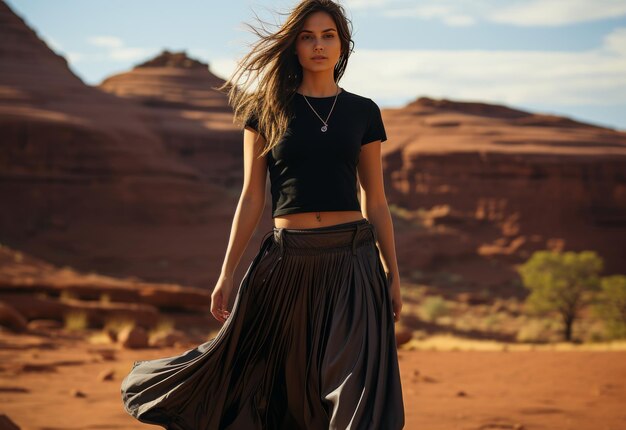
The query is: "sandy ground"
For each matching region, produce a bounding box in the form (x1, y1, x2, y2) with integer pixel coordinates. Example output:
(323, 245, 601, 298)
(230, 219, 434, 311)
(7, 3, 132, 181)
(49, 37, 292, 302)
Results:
(1, 330, 625, 430)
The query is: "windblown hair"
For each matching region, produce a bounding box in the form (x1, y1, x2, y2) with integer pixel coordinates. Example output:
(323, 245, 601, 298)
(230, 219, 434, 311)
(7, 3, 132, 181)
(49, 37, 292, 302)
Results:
(215, 0, 354, 158)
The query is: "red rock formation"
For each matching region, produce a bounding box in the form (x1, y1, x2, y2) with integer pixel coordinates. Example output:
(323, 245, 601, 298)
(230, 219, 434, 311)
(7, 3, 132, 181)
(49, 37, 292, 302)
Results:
(0, 3, 263, 290)
(0, 243, 221, 331)
(382, 96, 626, 283)
(2, 0, 625, 304)
(98, 49, 244, 189)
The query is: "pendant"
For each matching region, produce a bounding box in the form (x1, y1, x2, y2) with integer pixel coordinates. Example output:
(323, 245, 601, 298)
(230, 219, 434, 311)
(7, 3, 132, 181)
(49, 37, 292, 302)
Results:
(321, 125, 328, 132)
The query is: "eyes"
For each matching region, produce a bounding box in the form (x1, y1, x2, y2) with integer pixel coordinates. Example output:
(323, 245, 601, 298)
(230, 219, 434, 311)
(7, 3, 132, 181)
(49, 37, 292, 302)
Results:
(300, 34, 335, 40)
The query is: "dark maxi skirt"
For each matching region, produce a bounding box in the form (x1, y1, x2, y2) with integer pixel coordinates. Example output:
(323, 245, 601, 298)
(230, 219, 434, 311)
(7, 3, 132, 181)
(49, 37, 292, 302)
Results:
(120, 218, 405, 429)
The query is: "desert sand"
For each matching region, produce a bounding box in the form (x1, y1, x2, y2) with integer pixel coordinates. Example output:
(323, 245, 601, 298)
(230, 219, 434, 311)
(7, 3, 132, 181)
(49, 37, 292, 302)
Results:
(1, 328, 625, 430)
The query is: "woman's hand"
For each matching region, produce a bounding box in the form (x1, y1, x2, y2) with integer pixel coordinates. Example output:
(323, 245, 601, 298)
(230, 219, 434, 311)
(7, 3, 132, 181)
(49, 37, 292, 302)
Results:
(211, 275, 234, 323)
(387, 272, 403, 323)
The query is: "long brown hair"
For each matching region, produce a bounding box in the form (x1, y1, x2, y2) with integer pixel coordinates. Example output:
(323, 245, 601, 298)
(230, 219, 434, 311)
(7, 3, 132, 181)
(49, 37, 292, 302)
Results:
(215, 0, 354, 157)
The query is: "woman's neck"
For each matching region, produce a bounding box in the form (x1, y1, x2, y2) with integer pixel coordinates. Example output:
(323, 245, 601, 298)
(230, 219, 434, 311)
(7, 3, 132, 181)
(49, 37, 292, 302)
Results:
(296, 82, 340, 98)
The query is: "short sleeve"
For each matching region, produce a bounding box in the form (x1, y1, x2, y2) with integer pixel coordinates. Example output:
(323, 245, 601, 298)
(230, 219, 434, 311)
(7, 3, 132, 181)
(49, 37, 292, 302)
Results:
(244, 112, 265, 140)
(361, 99, 387, 146)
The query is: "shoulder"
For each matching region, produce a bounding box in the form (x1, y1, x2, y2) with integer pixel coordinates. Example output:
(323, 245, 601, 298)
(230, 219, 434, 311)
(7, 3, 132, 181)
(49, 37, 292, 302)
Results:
(342, 89, 375, 105)
(341, 89, 380, 116)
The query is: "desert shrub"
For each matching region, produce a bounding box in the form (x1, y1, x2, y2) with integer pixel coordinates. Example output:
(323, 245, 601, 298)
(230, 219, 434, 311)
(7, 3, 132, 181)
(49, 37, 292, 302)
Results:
(517, 250, 603, 341)
(103, 315, 136, 334)
(64, 310, 89, 330)
(593, 275, 626, 339)
(516, 318, 553, 343)
(149, 317, 176, 336)
(484, 313, 500, 330)
(420, 295, 450, 322)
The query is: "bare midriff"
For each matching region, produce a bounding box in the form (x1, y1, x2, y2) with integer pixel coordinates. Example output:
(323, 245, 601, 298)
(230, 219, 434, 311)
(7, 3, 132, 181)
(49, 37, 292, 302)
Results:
(273, 210, 365, 229)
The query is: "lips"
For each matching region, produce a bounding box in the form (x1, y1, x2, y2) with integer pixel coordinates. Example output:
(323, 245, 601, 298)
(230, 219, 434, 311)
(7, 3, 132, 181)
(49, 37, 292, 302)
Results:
(312, 56, 327, 60)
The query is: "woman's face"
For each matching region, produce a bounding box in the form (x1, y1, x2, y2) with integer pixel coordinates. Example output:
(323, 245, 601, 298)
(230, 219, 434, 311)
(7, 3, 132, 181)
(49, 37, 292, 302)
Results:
(294, 11, 342, 74)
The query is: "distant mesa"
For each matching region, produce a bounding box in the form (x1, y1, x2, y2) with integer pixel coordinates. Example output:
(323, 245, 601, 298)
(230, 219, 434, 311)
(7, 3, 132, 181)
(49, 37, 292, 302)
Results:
(408, 96, 603, 128)
(0, 0, 240, 290)
(409, 96, 532, 119)
(135, 49, 209, 70)
(98, 49, 228, 111)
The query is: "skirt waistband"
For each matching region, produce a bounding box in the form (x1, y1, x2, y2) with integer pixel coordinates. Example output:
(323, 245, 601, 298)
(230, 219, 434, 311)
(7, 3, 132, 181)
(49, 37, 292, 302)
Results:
(266, 218, 376, 256)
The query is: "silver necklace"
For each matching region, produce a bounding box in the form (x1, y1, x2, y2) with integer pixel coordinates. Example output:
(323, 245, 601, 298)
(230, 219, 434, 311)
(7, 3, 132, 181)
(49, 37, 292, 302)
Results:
(299, 85, 340, 132)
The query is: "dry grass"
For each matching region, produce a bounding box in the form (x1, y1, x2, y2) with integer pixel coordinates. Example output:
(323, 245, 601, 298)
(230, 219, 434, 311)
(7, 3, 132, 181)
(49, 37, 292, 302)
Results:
(63, 310, 89, 331)
(103, 315, 136, 334)
(400, 334, 626, 351)
(148, 317, 176, 338)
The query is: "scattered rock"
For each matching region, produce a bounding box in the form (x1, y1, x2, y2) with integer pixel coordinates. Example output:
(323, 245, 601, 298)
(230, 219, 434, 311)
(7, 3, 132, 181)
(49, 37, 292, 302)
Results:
(411, 370, 438, 383)
(26, 319, 63, 330)
(0, 386, 29, 393)
(478, 422, 525, 429)
(70, 388, 87, 398)
(97, 368, 115, 381)
(0, 302, 27, 332)
(7, 363, 57, 374)
(104, 328, 117, 343)
(118, 325, 149, 349)
(87, 347, 117, 361)
(0, 413, 21, 430)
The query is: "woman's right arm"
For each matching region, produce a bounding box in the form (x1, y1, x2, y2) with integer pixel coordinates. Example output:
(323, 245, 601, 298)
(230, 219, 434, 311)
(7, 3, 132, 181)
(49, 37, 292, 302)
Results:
(211, 128, 268, 323)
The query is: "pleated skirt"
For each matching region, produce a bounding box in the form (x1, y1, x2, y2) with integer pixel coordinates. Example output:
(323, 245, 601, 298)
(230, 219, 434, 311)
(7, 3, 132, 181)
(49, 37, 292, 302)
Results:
(120, 218, 405, 429)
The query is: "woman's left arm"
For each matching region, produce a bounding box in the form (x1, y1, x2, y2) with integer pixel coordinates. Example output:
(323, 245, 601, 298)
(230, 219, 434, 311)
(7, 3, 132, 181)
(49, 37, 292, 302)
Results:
(357, 140, 402, 322)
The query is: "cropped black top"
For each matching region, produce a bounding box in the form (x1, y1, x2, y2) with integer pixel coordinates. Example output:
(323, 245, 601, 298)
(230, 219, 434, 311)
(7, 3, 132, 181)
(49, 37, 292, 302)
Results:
(244, 88, 387, 218)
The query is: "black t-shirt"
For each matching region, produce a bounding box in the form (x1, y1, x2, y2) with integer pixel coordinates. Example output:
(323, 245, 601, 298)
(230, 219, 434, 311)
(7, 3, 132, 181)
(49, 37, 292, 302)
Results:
(244, 88, 387, 218)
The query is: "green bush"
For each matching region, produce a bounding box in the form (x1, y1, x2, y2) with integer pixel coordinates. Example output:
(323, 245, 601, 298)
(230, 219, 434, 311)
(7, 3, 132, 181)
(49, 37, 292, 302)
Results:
(593, 275, 626, 339)
(420, 295, 449, 322)
(517, 250, 603, 341)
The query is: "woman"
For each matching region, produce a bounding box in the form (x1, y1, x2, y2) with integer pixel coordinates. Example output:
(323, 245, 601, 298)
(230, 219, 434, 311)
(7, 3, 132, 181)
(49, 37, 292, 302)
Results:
(121, 1, 404, 428)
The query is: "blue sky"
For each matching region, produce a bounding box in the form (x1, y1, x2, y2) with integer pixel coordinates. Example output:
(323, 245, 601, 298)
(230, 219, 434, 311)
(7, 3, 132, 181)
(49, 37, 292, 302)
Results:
(6, 0, 626, 131)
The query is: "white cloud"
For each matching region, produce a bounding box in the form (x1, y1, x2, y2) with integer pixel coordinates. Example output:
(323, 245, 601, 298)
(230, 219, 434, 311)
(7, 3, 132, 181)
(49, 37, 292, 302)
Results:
(384, 4, 475, 26)
(443, 15, 475, 27)
(339, 26, 626, 107)
(604, 27, 626, 55)
(206, 26, 626, 108)
(344, 0, 390, 8)
(201, 56, 238, 77)
(346, 0, 626, 27)
(488, 0, 626, 27)
(87, 36, 124, 48)
(67, 36, 154, 63)
(107, 47, 154, 61)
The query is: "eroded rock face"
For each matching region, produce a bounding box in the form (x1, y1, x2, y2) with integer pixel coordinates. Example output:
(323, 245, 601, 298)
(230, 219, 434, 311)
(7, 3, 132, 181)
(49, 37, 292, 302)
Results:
(0, 244, 220, 332)
(0, 301, 27, 332)
(381, 97, 626, 278)
(118, 325, 149, 349)
(0, 3, 258, 290)
(98, 49, 244, 189)
(2, 0, 625, 302)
